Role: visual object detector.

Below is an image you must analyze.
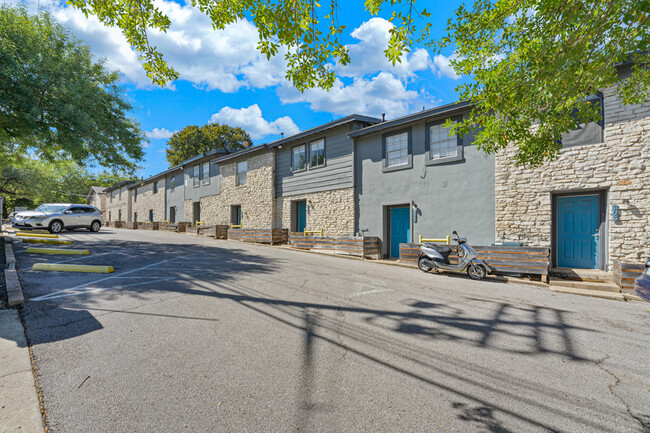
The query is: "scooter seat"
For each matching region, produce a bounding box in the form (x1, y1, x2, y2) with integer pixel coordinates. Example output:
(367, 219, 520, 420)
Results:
(423, 243, 452, 258)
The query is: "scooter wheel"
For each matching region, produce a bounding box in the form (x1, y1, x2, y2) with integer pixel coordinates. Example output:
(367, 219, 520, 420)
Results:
(418, 257, 434, 273)
(467, 263, 487, 280)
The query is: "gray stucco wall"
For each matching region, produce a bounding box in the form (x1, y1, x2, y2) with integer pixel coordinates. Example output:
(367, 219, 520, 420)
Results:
(354, 115, 495, 257)
(275, 123, 361, 197)
(184, 157, 221, 202)
(165, 170, 185, 222)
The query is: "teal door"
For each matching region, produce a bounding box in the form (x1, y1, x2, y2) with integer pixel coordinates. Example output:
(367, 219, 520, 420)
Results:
(390, 207, 410, 258)
(297, 201, 307, 232)
(557, 195, 599, 269)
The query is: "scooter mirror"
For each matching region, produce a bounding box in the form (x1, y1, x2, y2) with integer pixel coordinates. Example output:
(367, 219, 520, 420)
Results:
(453, 230, 458, 235)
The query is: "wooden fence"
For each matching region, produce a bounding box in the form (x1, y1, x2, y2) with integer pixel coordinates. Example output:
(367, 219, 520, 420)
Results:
(123, 222, 139, 229)
(138, 222, 159, 230)
(290, 234, 381, 259)
(613, 260, 644, 289)
(186, 225, 228, 239)
(158, 222, 191, 233)
(399, 243, 550, 277)
(227, 228, 288, 245)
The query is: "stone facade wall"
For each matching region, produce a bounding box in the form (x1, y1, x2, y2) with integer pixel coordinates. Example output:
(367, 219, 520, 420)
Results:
(88, 193, 106, 213)
(495, 82, 650, 267)
(131, 180, 165, 222)
(275, 187, 356, 236)
(184, 199, 193, 223)
(200, 151, 275, 228)
(105, 185, 132, 223)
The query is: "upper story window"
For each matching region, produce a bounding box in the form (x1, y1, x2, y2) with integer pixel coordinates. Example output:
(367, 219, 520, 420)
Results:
(110, 192, 113, 203)
(133, 188, 137, 202)
(561, 93, 604, 147)
(310, 139, 325, 167)
(153, 181, 158, 194)
(193, 165, 200, 187)
(236, 161, 247, 186)
(292, 145, 306, 171)
(171, 176, 176, 192)
(202, 162, 210, 185)
(426, 118, 463, 165)
(382, 129, 412, 172)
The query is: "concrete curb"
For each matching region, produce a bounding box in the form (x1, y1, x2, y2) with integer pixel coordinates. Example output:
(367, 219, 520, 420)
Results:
(4, 236, 25, 306)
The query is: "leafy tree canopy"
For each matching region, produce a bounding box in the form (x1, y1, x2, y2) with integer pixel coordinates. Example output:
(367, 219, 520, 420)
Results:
(0, 5, 146, 172)
(70, 0, 650, 165)
(0, 156, 132, 217)
(166, 123, 252, 167)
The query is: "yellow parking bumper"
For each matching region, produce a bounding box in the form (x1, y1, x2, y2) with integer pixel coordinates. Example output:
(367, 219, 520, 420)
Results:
(32, 263, 114, 273)
(26, 248, 89, 255)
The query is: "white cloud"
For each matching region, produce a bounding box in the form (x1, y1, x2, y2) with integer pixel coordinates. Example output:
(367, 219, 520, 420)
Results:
(278, 73, 420, 119)
(432, 53, 460, 80)
(336, 18, 431, 79)
(146, 128, 176, 139)
(210, 104, 300, 140)
(21, 0, 285, 91)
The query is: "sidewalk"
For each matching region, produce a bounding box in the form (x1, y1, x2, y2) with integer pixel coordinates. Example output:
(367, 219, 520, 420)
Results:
(0, 309, 44, 432)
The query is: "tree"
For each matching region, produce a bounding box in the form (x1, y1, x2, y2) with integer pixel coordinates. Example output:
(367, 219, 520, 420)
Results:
(0, 157, 133, 217)
(0, 5, 146, 172)
(166, 123, 252, 167)
(70, 0, 650, 165)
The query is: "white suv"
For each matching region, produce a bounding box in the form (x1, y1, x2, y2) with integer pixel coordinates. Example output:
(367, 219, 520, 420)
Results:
(12, 203, 105, 233)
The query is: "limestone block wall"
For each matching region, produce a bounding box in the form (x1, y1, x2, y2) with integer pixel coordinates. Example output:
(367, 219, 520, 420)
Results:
(275, 187, 356, 236)
(495, 82, 650, 266)
(184, 200, 193, 223)
(131, 180, 165, 222)
(105, 185, 132, 223)
(200, 151, 275, 228)
(88, 193, 106, 213)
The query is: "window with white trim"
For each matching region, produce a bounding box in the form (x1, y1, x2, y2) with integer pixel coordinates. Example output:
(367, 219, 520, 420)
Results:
(202, 162, 210, 185)
(385, 132, 409, 167)
(310, 139, 325, 167)
(171, 176, 176, 192)
(429, 122, 458, 160)
(292, 145, 306, 171)
(193, 165, 200, 187)
(236, 161, 247, 186)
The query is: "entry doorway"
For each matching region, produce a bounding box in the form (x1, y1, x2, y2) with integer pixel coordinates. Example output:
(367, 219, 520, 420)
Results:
(193, 202, 201, 225)
(292, 200, 307, 232)
(231, 205, 242, 226)
(388, 206, 410, 258)
(169, 206, 176, 223)
(555, 194, 602, 269)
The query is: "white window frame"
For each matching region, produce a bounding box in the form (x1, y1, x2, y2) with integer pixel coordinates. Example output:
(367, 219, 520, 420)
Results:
(309, 139, 325, 168)
(236, 161, 247, 186)
(382, 129, 412, 172)
(292, 144, 307, 172)
(170, 176, 176, 193)
(426, 118, 463, 165)
(193, 165, 200, 187)
(202, 162, 210, 185)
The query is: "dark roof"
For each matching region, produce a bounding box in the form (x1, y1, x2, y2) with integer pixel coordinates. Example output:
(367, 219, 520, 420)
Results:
(104, 180, 137, 193)
(266, 114, 380, 148)
(211, 144, 270, 164)
(348, 101, 473, 138)
(178, 148, 229, 165)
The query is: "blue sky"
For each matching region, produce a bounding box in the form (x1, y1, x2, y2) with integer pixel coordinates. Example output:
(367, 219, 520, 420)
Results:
(16, 0, 466, 177)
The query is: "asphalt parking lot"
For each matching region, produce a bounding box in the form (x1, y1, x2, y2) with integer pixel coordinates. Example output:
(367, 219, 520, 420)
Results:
(12, 228, 650, 432)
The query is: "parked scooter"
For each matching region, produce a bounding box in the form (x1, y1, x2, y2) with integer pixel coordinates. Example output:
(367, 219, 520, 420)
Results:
(417, 231, 490, 280)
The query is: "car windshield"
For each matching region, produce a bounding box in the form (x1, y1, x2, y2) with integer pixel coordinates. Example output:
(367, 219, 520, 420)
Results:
(35, 204, 68, 213)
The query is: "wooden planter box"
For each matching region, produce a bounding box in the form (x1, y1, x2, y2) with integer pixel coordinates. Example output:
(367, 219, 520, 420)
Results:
(186, 225, 228, 239)
(228, 228, 288, 245)
(613, 260, 644, 289)
(112, 221, 124, 228)
(123, 222, 139, 230)
(290, 234, 381, 259)
(399, 243, 550, 276)
(138, 222, 159, 230)
(158, 222, 191, 233)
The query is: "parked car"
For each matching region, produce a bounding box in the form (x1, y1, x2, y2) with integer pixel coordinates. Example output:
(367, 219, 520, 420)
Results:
(12, 204, 104, 233)
(634, 257, 650, 302)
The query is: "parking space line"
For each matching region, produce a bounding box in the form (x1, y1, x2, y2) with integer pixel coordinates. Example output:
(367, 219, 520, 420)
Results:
(31, 277, 176, 301)
(28, 257, 181, 301)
